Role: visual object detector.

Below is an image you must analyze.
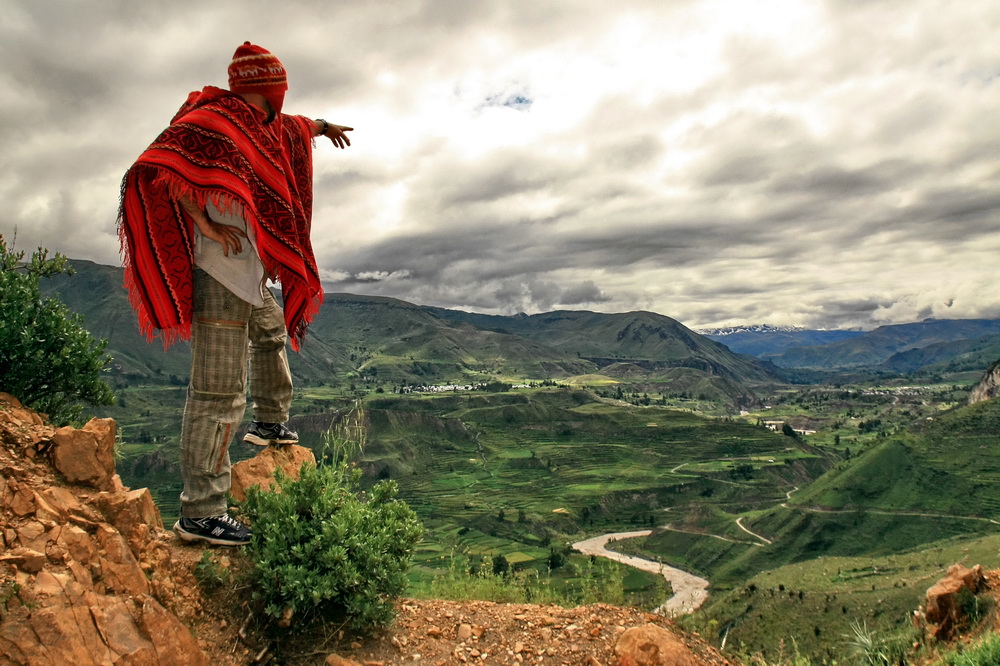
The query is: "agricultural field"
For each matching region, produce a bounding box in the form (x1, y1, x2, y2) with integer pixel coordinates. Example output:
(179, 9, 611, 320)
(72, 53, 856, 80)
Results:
(95, 372, 994, 657)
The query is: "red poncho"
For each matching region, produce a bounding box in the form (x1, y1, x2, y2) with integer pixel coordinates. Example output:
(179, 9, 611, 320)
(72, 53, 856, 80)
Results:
(118, 86, 322, 350)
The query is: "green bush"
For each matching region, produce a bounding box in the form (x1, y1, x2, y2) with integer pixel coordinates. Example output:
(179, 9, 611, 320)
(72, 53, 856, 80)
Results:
(240, 405, 423, 631)
(935, 631, 1000, 665)
(0, 235, 113, 424)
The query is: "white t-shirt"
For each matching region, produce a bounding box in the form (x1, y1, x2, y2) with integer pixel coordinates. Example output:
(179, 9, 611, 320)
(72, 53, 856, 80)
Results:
(192, 202, 266, 306)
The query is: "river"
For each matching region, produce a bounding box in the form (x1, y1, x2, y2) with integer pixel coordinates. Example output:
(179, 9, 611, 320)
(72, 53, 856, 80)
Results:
(571, 530, 709, 616)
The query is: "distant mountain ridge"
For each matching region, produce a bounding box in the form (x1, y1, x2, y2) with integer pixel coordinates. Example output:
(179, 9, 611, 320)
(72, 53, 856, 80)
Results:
(40, 260, 780, 402)
(701, 319, 1000, 374)
(699, 324, 807, 336)
(702, 326, 865, 357)
(40, 259, 1000, 386)
(765, 319, 1000, 369)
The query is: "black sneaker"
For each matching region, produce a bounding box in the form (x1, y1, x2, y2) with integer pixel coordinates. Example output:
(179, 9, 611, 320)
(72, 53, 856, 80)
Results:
(243, 420, 298, 447)
(173, 514, 251, 546)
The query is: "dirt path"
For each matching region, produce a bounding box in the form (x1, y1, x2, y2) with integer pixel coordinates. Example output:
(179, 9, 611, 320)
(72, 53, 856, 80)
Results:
(572, 531, 710, 617)
(735, 517, 771, 545)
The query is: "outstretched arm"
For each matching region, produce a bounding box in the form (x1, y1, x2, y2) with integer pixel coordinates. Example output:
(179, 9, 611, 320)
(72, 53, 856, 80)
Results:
(312, 119, 353, 149)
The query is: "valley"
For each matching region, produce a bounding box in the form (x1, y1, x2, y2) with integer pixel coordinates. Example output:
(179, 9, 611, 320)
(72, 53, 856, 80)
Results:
(43, 258, 1000, 663)
(93, 375, 992, 663)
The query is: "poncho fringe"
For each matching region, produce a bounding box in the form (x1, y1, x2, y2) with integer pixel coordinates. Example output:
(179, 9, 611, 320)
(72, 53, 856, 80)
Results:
(117, 86, 323, 351)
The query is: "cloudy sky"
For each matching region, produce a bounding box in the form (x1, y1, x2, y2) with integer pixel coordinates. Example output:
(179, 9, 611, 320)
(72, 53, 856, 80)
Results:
(2, 0, 998, 331)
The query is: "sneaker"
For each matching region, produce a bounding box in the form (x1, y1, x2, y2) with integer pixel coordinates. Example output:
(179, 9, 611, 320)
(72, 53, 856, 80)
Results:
(173, 514, 251, 546)
(243, 420, 298, 447)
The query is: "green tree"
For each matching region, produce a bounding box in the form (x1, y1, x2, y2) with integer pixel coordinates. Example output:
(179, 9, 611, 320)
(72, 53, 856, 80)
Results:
(491, 554, 510, 577)
(0, 235, 114, 424)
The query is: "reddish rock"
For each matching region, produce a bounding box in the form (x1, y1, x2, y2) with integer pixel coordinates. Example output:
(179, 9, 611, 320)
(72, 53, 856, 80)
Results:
(137, 596, 210, 665)
(0, 547, 47, 574)
(615, 624, 700, 666)
(0, 392, 43, 426)
(40, 486, 85, 516)
(95, 525, 150, 596)
(58, 523, 97, 562)
(230, 444, 316, 501)
(89, 596, 157, 662)
(94, 487, 164, 541)
(9, 487, 36, 516)
(924, 564, 985, 639)
(27, 603, 117, 664)
(49, 418, 117, 490)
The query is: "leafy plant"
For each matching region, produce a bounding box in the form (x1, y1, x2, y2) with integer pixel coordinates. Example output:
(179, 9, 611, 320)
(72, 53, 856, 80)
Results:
(0, 234, 113, 424)
(843, 619, 905, 665)
(0, 582, 20, 619)
(240, 403, 423, 631)
(193, 550, 232, 591)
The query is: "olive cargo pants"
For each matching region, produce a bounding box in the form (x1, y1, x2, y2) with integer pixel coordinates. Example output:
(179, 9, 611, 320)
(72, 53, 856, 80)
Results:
(179, 269, 293, 518)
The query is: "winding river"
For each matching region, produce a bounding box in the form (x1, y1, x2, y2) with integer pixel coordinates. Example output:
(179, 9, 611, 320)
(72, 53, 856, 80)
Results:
(572, 530, 710, 616)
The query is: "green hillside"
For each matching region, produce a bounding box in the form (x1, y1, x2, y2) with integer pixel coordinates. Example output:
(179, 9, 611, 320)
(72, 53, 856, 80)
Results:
(429, 307, 778, 381)
(612, 398, 1000, 661)
(349, 388, 835, 582)
(691, 532, 1000, 663)
(42, 260, 780, 401)
(880, 332, 1000, 376)
(311, 294, 594, 385)
(633, 400, 1000, 582)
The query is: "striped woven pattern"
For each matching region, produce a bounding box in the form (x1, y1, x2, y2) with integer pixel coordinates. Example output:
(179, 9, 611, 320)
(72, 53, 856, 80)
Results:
(118, 86, 322, 351)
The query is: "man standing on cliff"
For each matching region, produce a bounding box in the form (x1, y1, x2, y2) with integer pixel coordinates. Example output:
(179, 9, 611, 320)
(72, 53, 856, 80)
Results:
(118, 42, 351, 546)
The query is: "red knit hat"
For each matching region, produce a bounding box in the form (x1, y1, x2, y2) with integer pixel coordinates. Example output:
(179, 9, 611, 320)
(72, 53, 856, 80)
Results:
(228, 41, 288, 114)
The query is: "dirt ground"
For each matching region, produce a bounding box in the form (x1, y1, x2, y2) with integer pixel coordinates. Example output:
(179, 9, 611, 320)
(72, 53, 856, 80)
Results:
(172, 542, 732, 666)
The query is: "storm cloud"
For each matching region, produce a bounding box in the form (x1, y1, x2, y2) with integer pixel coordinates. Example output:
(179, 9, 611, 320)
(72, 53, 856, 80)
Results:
(1, 0, 998, 331)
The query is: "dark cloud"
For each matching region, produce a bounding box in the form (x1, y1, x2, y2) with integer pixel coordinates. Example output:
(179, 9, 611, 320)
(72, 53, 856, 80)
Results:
(559, 280, 610, 306)
(1, 0, 997, 331)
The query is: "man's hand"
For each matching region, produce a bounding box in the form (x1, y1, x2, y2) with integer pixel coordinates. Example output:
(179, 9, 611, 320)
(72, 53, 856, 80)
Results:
(178, 195, 247, 256)
(326, 124, 353, 149)
(315, 119, 353, 149)
(197, 218, 247, 256)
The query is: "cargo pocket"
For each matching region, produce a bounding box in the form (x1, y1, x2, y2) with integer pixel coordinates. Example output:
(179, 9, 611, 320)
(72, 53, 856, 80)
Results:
(191, 318, 250, 397)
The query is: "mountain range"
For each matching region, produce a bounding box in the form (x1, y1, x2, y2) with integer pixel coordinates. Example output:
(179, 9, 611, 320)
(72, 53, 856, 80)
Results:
(40, 260, 1000, 395)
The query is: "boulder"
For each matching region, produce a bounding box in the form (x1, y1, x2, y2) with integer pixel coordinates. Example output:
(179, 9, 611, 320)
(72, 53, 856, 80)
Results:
(923, 564, 985, 639)
(49, 418, 117, 490)
(230, 444, 316, 501)
(614, 623, 701, 666)
(94, 487, 164, 538)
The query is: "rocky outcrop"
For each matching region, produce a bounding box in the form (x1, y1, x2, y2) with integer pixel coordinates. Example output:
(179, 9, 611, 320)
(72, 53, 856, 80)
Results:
(916, 564, 986, 640)
(229, 444, 316, 502)
(615, 623, 702, 665)
(0, 392, 209, 665)
(230, 443, 316, 502)
(969, 359, 1000, 404)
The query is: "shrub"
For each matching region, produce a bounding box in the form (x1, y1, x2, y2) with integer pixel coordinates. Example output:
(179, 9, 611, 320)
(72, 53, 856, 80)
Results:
(0, 235, 114, 424)
(842, 620, 908, 665)
(936, 631, 1000, 665)
(240, 404, 423, 632)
